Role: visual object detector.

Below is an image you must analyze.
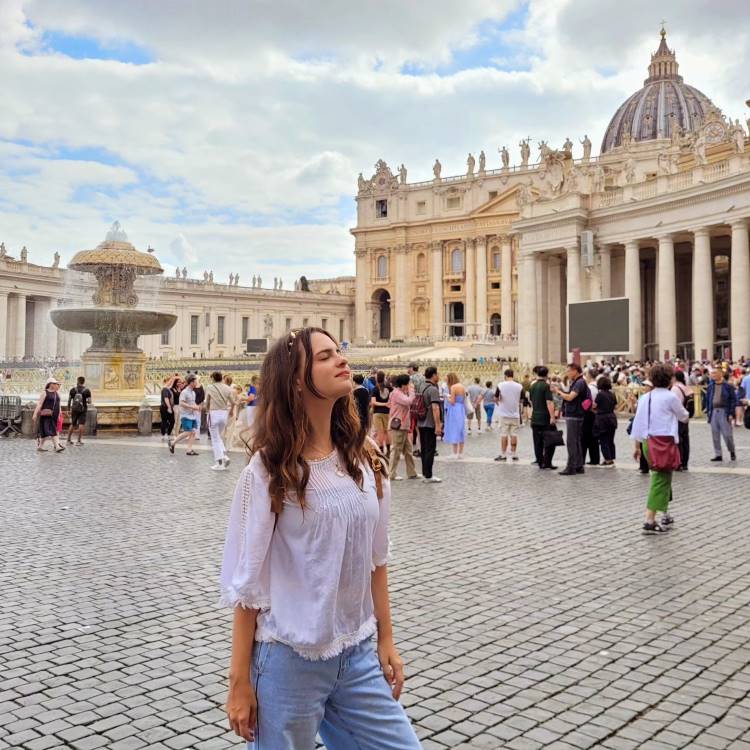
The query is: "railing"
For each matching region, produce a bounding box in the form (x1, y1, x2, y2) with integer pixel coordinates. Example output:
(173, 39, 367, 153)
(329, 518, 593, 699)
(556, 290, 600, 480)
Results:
(633, 181, 657, 200)
(703, 160, 730, 183)
(668, 171, 693, 191)
(594, 189, 623, 208)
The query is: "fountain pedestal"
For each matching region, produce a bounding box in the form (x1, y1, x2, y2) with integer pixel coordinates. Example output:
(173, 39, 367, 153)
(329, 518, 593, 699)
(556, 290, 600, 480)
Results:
(81, 349, 147, 402)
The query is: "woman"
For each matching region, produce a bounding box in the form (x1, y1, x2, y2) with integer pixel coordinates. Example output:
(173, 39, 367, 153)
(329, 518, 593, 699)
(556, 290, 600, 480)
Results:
(221, 327, 420, 749)
(482, 380, 496, 430)
(443, 372, 466, 459)
(243, 375, 260, 442)
(370, 370, 391, 456)
(33, 377, 64, 452)
(630, 364, 689, 534)
(387, 374, 417, 480)
(171, 375, 183, 426)
(205, 371, 235, 471)
(160, 376, 175, 440)
(593, 375, 618, 466)
(671, 370, 692, 470)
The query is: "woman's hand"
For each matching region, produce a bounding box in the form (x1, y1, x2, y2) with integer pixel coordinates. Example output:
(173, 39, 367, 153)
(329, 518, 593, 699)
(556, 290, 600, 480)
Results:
(377, 639, 405, 699)
(633, 444, 641, 462)
(226, 678, 257, 742)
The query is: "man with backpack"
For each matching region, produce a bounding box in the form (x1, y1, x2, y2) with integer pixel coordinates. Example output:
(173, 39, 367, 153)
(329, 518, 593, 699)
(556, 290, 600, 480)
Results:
(671, 370, 693, 470)
(67, 376, 92, 446)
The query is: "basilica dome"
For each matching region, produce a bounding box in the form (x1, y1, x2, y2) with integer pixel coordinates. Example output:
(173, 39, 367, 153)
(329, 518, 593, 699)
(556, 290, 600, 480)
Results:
(600, 29, 718, 153)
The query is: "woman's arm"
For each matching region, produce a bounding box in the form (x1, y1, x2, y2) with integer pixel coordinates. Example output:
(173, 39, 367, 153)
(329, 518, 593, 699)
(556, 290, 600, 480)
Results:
(371, 565, 404, 699)
(226, 607, 259, 742)
(32, 391, 45, 420)
(448, 385, 456, 405)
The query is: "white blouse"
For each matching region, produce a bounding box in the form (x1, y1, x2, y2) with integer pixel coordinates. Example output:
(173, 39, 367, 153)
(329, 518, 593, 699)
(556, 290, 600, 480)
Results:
(220, 450, 391, 660)
(631, 388, 689, 443)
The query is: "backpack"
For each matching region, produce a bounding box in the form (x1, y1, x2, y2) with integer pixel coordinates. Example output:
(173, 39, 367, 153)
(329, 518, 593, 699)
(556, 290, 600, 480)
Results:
(683, 391, 695, 418)
(71, 387, 86, 416)
(410, 385, 428, 421)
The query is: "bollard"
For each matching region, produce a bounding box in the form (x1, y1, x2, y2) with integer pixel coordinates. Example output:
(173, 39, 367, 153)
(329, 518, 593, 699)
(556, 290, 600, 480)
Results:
(137, 405, 153, 436)
(85, 407, 98, 436)
(21, 404, 36, 438)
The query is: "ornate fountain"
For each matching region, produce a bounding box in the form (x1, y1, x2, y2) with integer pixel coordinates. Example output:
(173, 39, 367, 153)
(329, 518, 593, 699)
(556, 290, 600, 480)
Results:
(51, 223, 177, 402)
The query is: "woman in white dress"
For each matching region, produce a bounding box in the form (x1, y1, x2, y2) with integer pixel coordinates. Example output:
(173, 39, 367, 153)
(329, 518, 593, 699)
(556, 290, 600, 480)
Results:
(221, 327, 420, 749)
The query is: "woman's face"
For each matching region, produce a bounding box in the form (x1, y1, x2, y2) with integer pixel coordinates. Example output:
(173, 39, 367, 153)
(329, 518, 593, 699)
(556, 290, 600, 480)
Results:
(301, 332, 351, 401)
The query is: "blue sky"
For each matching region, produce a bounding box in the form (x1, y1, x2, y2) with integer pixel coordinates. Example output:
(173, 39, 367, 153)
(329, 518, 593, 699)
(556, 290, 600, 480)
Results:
(2, 0, 748, 284)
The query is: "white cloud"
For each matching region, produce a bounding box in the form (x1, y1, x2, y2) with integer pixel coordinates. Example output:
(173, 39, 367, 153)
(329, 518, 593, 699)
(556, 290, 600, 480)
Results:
(1, 0, 749, 286)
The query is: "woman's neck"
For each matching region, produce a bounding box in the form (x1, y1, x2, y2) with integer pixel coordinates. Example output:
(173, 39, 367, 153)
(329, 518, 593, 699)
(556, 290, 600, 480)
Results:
(302, 396, 334, 457)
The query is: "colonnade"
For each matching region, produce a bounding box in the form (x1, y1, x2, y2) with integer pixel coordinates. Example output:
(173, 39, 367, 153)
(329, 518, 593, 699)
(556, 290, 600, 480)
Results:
(0, 292, 62, 360)
(518, 218, 750, 364)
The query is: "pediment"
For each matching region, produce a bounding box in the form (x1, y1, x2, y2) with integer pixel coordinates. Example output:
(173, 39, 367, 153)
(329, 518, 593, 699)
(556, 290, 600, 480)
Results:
(471, 184, 527, 216)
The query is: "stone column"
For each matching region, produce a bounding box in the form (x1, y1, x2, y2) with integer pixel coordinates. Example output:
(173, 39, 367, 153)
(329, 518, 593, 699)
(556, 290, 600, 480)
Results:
(0, 291, 8, 360)
(731, 219, 750, 358)
(547, 257, 563, 363)
(692, 228, 714, 360)
(14, 293, 27, 359)
(354, 249, 368, 343)
(657, 234, 677, 359)
(393, 245, 408, 339)
(517, 253, 538, 365)
(430, 241, 444, 340)
(624, 240, 642, 360)
(500, 235, 513, 336)
(33, 299, 48, 358)
(566, 244, 581, 304)
(46, 300, 58, 358)
(599, 244, 612, 299)
(475, 236, 487, 339)
(464, 238, 476, 337)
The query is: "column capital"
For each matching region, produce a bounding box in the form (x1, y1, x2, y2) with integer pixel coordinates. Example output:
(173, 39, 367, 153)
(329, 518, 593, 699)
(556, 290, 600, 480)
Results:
(463, 236, 475, 247)
(430, 240, 443, 253)
(656, 233, 675, 243)
(730, 217, 750, 230)
(474, 235, 487, 248)
(691, 226, 712, 238)
(354, 248, 367, 258)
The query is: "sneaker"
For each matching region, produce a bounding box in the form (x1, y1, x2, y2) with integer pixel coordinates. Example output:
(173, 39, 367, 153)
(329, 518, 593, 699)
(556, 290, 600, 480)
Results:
(575, 468, 585, 474)
(661, 513, 674, 527)
(494, 455, 507, 462)
(76, 441, 84, 446)
(730, 453, 736, 461)
(211, 462, 226, 471)
(511, 455, 519, 462)
(710, 456, 723, 462)
(412, 450, 421, 457)
(223, 455, 231, 467)
(168, 440, 175, 454)
(422, 476, 442, 483)
(391, 475, 404, 481)
(642, 522, 668, 535)
(408, 474, 423, 479)
(558, 469, 576, 476)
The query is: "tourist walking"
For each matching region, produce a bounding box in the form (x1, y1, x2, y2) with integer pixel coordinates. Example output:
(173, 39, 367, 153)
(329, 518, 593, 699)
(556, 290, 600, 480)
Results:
(352, 373, 371, 432)
(387, 374, 418, 480)
(630, 364, 688, 534)
(193, 375, 205, 439)
(494, 369, 523, 462)
(407, 364, 425, 454)
(33, 377, 65, 452)
(205, 371, 235, 471)
(553, 363, 589, 475)
(222, 327, 420, 749)
(466, 377, 484, 435)
(160, 376, 175, 439)
(371, 371, 391, 456)
(443, 373, 466, 459)
(66, 375, 91, 446)
(168, 374, 200, 455)
(671, 370, 692, 469)
(593, 376, 618, 466)
(528, 366, 557, 469)
(482, 381, 496, 430)
(706, 367, 737, 461)
(417, 366, 442, 483)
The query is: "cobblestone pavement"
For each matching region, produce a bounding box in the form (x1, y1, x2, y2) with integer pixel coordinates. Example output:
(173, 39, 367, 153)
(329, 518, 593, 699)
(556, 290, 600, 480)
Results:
(2, 419, 750, 750)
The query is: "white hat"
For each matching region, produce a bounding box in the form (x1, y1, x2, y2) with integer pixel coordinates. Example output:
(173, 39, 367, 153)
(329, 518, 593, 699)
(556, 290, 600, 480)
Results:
(45, 377, 61, 386)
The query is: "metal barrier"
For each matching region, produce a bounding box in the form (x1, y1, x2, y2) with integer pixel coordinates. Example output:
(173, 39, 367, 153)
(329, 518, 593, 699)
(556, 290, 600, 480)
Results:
(0, 396, 23, 436)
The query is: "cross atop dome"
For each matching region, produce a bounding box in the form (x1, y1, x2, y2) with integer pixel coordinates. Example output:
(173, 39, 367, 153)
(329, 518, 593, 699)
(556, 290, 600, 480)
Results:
(646, 25, 682, 84)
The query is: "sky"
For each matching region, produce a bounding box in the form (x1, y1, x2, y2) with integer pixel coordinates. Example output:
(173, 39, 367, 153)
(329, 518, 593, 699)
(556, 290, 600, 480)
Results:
(1, 0, 749, 286)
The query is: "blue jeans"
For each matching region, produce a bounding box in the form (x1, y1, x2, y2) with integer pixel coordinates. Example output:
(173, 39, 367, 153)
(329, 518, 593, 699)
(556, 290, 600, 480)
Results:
(249, 638, 420, 750)
(484, 404, 495, 425)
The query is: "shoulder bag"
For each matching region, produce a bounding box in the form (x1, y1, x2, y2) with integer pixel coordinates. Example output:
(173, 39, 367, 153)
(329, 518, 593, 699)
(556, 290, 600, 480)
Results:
(646, 393, 681, 472)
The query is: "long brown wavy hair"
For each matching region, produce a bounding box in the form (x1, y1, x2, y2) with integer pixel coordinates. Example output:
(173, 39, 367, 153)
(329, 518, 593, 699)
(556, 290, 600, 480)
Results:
(253, 327, 369, 513)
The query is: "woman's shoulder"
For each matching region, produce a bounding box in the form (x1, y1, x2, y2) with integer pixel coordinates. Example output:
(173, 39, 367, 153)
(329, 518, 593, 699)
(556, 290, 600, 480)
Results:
(238, 452, 270, 485)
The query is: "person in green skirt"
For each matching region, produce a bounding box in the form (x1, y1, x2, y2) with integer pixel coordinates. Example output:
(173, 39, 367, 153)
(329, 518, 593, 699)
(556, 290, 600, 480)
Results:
(630, 363, 689, 534)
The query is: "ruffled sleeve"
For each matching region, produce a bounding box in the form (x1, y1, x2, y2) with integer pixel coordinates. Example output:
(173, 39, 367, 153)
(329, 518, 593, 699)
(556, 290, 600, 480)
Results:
(371, 470, 391, 570)
(219, 456, 276, 610)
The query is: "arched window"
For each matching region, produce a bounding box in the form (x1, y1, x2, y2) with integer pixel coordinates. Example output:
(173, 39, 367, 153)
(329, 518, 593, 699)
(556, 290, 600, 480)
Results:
(416, 305, 426, 329)
(416, 252, 426, 276)
(491, 248, 500, 271)
(451, 247, 464, 273)
(376, 255, 388, 279)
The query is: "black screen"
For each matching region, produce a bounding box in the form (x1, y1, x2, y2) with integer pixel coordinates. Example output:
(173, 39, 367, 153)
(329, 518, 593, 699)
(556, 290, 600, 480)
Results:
(568, 298, 629, 353)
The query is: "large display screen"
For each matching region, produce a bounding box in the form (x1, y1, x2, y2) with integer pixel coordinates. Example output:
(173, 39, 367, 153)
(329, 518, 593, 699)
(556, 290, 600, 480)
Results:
(568, 298, 629, 354)
(245, 338, 268, 353)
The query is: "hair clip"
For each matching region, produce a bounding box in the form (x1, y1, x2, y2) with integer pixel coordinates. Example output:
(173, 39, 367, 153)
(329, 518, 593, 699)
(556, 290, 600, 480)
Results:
(287, 328, 302, 353)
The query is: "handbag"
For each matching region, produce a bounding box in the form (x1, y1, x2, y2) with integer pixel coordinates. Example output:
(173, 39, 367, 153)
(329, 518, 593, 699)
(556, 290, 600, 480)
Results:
(646, 394, 681, 471)
(464, 397, 474, 419)
(389, 416, 402, 430)
(543, 428, 565, 448)
(40, 409, 53, 417)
